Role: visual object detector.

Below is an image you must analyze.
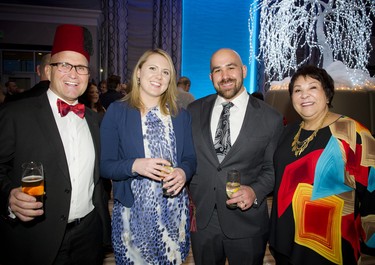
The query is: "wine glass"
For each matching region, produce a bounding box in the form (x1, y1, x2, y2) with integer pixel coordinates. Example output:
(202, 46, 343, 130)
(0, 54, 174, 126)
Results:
(21, 161, 44, 203)
(226, 169, 240, 209)
(159, 143, 174, 197)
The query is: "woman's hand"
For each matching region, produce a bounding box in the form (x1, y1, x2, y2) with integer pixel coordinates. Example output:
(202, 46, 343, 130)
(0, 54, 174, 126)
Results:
(162, 168, 186, 196)
(132, 158, 171, 181)
(132, 158, 186, 195)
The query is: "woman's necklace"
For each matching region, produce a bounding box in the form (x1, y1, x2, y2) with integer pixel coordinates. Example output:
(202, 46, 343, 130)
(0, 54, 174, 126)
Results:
(291, 112, 329, 156)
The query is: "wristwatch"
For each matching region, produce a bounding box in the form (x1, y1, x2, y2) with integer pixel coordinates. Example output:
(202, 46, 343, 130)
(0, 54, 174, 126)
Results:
(7, 206, 16, 219)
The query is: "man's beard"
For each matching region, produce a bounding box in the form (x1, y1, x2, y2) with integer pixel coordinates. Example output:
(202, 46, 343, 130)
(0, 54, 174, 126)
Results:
(215, 78, 243, 100)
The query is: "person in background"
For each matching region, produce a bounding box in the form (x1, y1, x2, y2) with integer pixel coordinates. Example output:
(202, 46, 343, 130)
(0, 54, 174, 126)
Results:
(269, 65, 375, 265)
(176, 76, 195, 109)
(3, 81, 23, 102)
(28, 53, 52, 96)
(99, 79, 108, 94)
(0, 24, 111, 265)
(79, 82, 106, 121)
(187, 48, 283, 265)
(100, 48, 196, 264)
(117, 81, 129, 96)
(100, 74, 123, 109)
(5, 53, 52, 103)
(0, 84, 5, 106)
(5, 81, 19, 95)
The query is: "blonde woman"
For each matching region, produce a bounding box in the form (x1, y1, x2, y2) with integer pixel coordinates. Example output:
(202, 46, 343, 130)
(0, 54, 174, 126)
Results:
(100, 49, 196, 264)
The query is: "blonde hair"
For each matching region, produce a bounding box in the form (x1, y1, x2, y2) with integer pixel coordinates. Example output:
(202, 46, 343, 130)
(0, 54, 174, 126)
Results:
(123, 48, 178, 116)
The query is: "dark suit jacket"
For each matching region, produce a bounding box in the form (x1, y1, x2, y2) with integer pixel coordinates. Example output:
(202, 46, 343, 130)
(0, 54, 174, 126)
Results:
(3, 80, 50, 103)
(188, 94, 283, 239)
(0, 93, 111, 265)
(99, 90, 123, 109)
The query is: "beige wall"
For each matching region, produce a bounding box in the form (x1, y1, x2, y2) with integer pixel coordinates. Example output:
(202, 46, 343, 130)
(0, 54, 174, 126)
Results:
(265, 89, 375, 135)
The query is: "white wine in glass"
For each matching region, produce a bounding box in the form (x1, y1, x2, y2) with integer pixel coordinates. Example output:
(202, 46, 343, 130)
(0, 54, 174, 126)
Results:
(226, 182, 240, 198)
(159, 143, 174, 197)
(226, 170, 240, 209)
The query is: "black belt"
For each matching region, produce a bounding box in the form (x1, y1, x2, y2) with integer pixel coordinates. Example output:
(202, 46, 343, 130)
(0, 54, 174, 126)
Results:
(66, 215, 87, 229)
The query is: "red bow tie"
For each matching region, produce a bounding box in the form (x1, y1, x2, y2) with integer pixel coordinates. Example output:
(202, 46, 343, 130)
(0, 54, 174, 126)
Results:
(57, 99, 85, 118)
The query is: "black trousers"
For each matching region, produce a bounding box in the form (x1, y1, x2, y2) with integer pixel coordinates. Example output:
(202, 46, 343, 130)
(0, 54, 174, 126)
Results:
(269, 247, 293, 265)
(53, 209, 104, 265)
(191, 209, 267, 265)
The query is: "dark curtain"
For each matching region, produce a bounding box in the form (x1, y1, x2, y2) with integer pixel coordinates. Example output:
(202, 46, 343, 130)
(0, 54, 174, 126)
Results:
(100, 0, 182, 83)
(100, 0, 128, 82)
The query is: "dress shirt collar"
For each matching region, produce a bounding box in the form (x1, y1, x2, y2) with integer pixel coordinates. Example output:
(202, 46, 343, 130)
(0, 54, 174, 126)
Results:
(47, 89, 79, 105)
(214, 88, 249, 109)
(47, 89, 80, 114)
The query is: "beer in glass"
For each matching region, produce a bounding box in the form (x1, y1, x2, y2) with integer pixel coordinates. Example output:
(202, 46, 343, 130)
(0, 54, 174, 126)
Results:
(21, 161, 44, 203)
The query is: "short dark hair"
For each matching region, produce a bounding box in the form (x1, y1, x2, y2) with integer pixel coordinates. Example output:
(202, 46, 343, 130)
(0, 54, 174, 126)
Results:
(288, 65, 335, 108)
(5, 81, 15, 87)
(177, 76, 191, 87)
(107, 74, 121, 91)
(251, 92, 264, 101)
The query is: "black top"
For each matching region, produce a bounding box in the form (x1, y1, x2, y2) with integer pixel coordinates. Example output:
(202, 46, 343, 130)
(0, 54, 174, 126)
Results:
(100, 90, 123, 109)
(269, 117, 375, 264)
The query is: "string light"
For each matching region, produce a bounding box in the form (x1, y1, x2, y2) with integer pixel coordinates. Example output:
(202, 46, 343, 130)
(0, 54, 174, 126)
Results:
(249, 0, 375, 90)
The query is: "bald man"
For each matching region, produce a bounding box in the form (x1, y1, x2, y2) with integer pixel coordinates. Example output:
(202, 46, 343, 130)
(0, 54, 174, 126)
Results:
(188, 48, 283, 265)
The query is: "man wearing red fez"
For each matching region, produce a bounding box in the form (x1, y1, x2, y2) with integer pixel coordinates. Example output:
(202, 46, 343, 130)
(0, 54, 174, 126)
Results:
(0, 24, 111, 265)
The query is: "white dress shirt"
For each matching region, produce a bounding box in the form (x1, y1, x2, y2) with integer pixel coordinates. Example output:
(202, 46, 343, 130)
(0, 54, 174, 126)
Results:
(210, 89, 249, 145)
(47, 89, 95, 222)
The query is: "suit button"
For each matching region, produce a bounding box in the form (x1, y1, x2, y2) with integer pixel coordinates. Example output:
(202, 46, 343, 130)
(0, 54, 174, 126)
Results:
(60, 215, 67, 221)
(217, 166, 222, 171)
(65, 189, 71, 194)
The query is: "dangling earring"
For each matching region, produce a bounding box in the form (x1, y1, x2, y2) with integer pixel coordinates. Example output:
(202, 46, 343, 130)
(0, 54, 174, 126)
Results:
(137, 78, 140, 86)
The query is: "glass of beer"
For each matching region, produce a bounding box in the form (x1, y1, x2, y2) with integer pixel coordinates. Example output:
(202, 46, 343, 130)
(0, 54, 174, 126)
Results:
(21, 161, 44, 203)
(226, 169, 240, 209)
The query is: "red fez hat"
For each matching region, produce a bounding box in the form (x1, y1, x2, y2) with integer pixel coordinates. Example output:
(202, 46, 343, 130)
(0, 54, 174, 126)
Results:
(51, 24, 93, 62)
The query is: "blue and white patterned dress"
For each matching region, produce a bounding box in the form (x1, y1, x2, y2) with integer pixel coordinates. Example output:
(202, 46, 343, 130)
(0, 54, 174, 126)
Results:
(112, 107, 190, 265)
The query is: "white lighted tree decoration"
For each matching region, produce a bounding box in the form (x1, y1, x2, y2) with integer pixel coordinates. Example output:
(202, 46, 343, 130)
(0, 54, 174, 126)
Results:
(249, 0, 375, 84)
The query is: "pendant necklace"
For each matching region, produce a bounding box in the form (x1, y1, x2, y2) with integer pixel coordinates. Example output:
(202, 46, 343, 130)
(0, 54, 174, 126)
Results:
(291, 112, 329, 156)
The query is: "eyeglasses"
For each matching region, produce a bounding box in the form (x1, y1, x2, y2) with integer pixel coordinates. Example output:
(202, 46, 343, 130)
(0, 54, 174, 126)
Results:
(50, 62, 90, 75)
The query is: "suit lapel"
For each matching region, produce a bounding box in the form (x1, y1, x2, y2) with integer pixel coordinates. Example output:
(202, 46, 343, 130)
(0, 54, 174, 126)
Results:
(225, 96, 258, 160)
(201, 95, 220, 163)
(34, 94, 70, 181)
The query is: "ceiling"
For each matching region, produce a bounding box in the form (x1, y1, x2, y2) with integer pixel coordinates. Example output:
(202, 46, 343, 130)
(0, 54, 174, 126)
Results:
(0, 0, 101, 10)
